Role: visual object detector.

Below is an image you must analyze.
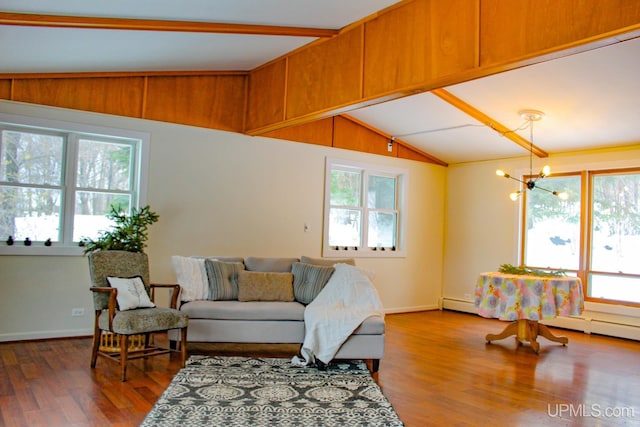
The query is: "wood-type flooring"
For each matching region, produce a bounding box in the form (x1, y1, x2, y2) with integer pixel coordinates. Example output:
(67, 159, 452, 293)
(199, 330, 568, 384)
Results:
(1, 310, 639, 426)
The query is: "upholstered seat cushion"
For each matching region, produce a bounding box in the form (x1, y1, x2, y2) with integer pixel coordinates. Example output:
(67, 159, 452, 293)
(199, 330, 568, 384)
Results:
(180, 300, 305, 321)
(99, 308, 189, 335)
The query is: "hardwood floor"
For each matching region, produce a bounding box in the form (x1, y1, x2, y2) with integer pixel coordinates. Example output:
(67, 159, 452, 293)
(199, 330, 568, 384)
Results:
(1, 310, 639, 426)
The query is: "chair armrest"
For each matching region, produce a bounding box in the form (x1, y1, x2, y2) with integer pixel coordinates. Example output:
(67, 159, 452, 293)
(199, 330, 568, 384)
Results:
(90, 286, 117, 330)
(150, 283, 181, 309)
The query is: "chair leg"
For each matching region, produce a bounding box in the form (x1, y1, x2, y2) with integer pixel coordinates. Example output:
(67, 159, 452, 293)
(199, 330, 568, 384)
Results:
(144, 333, 151, 359)
(120, 334, 129, 382)
(180, 327, 188, 367)
(91, 330, 101, 368)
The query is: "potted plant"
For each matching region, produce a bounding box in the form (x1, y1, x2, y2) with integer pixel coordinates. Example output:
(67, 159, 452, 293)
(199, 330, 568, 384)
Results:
(83, 205, 160, 356)
(81, 205, 159, 254)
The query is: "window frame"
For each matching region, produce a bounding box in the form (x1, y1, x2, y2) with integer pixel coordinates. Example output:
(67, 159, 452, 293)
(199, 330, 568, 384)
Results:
(322, 157, 407, 258)
(520, 167, 640, 307)
(0, 113, 149, 256)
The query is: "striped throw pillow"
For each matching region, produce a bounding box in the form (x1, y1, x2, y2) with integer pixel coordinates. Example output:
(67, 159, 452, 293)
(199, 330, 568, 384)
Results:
(205, 259, 245, 300)
(292, 262, 335, 304)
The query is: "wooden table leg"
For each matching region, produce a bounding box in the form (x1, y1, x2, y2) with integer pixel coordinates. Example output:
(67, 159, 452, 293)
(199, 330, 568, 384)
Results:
(538, 323, 569, 345)
(486, 321, 519, 342)
(519, 320, 540, 354)
(486, 319, 545, 353)
(486, 319, 570, 353)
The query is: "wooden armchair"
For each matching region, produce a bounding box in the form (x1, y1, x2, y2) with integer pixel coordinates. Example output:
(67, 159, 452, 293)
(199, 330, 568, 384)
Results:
(88, 250, 188, 381)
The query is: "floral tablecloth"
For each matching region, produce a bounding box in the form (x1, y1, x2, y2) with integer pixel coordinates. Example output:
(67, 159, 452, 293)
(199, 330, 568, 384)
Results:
(474, 272, 584, 321)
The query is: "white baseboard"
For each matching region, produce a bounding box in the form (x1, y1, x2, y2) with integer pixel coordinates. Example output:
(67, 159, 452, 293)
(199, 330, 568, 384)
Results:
(0, 328, 92, 342)
(589, 320, 640, 341)
(441, 298, 477, 314)
(441, 298, 640, 342)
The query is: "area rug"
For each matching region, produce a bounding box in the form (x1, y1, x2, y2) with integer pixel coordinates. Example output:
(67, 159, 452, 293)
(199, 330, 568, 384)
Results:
(141, 355, 403, 426)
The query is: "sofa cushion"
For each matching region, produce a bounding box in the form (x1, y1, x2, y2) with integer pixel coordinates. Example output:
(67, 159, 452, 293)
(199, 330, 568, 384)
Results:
(205, 259, 245, 300)
(179, 300, 305, 321)
(204, 256, 245, 264)
(245, 257, 299, 272)
(172, 256, 209, 301)
(292, 262, 335, 304)
(300, 256, 355, 267)
(237, 271, 294, 302)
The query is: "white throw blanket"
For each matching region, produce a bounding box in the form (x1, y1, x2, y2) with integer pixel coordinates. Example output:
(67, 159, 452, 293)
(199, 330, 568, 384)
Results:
(294, 263, 384, 365)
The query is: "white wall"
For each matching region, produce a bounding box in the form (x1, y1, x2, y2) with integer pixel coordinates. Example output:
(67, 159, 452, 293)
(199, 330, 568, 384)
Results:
(443, 147, 640, 338)
(0, 100, 445, 341)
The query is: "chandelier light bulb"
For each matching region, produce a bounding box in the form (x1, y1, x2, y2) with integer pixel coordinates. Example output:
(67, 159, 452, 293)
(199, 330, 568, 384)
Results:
(495, 109, 566, 201)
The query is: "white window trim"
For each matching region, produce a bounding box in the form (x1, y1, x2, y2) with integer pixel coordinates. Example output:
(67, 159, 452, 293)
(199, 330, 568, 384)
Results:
(0, 113, 149, 256)
(322, 157, 408, 258)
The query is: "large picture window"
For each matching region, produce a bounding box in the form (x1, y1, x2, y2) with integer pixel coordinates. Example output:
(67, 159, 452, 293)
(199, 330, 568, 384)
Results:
(323, 158, 406, 257)
(521, 168, 640, 306)
(0, 115, 148, 255)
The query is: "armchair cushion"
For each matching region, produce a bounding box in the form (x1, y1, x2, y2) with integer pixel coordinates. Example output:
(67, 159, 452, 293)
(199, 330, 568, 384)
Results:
(107, 276, 155, 311)
(99, 307, 188, 335)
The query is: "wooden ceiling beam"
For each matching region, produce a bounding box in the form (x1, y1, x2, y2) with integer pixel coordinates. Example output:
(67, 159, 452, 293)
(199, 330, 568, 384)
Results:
(0, 12, 339, 38)
(431, 88, 549, 158)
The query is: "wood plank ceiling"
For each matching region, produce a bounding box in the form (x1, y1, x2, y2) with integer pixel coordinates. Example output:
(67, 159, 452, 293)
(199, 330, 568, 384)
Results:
(2, 0, 640, 165)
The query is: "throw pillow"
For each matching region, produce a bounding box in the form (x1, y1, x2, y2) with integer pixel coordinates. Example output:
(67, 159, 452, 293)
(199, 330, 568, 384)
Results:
(291, 262, 335, 304)
(172, 256, 209, 301)
(237, 271, 294, 302)
(106, 276, 155, 311)
(205, 259, 245, 300)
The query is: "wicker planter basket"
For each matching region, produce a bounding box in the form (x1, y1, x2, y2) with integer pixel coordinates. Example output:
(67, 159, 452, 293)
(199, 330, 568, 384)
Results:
(99, 332, 146, 353)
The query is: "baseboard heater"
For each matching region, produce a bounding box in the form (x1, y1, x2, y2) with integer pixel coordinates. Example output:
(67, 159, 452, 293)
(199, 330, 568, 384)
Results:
(441, 297, 640, 342)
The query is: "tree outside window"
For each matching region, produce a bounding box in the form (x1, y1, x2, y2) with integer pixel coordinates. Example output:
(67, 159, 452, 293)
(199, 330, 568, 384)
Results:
(324, 158, 406, 257)
(0, 121, 143, 253)
(522, 169, 640, 305)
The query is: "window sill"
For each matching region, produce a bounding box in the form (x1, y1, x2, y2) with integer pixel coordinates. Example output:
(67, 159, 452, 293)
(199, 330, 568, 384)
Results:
(322, 247, 406, 258)
(0, 245, 84, 256)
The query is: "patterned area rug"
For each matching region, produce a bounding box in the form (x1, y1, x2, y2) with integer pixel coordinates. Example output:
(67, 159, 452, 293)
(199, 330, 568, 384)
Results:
(141, 355, 403, 426)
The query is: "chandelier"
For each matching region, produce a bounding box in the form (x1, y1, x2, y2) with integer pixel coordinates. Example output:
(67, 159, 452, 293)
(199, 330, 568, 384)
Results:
(496, 109, 568, 201)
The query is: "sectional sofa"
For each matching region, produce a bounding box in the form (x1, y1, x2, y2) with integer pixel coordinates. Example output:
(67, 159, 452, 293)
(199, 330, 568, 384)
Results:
(168, 255, 385, 371)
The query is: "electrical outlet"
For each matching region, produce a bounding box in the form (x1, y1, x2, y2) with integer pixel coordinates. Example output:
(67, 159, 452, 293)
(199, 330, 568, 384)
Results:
(71, 308, 85, 317)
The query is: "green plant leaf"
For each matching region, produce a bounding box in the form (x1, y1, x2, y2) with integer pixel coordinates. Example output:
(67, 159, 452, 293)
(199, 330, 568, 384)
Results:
(81, 205, 159, 254)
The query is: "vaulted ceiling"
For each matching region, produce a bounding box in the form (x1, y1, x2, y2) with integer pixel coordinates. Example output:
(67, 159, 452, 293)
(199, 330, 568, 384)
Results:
(2, 0, 640, 165)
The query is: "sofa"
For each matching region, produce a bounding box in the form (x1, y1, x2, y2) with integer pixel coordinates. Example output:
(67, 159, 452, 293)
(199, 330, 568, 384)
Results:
(167, 255, 385, 371)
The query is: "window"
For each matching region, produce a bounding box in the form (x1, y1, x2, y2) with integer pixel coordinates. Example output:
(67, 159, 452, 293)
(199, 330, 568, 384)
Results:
(523, 173, 582, 271)
(323, 158, 406, 257)
(589, 170, 640, 303)
(0, 114, 148, 255)
(521, 168, 640, 306)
